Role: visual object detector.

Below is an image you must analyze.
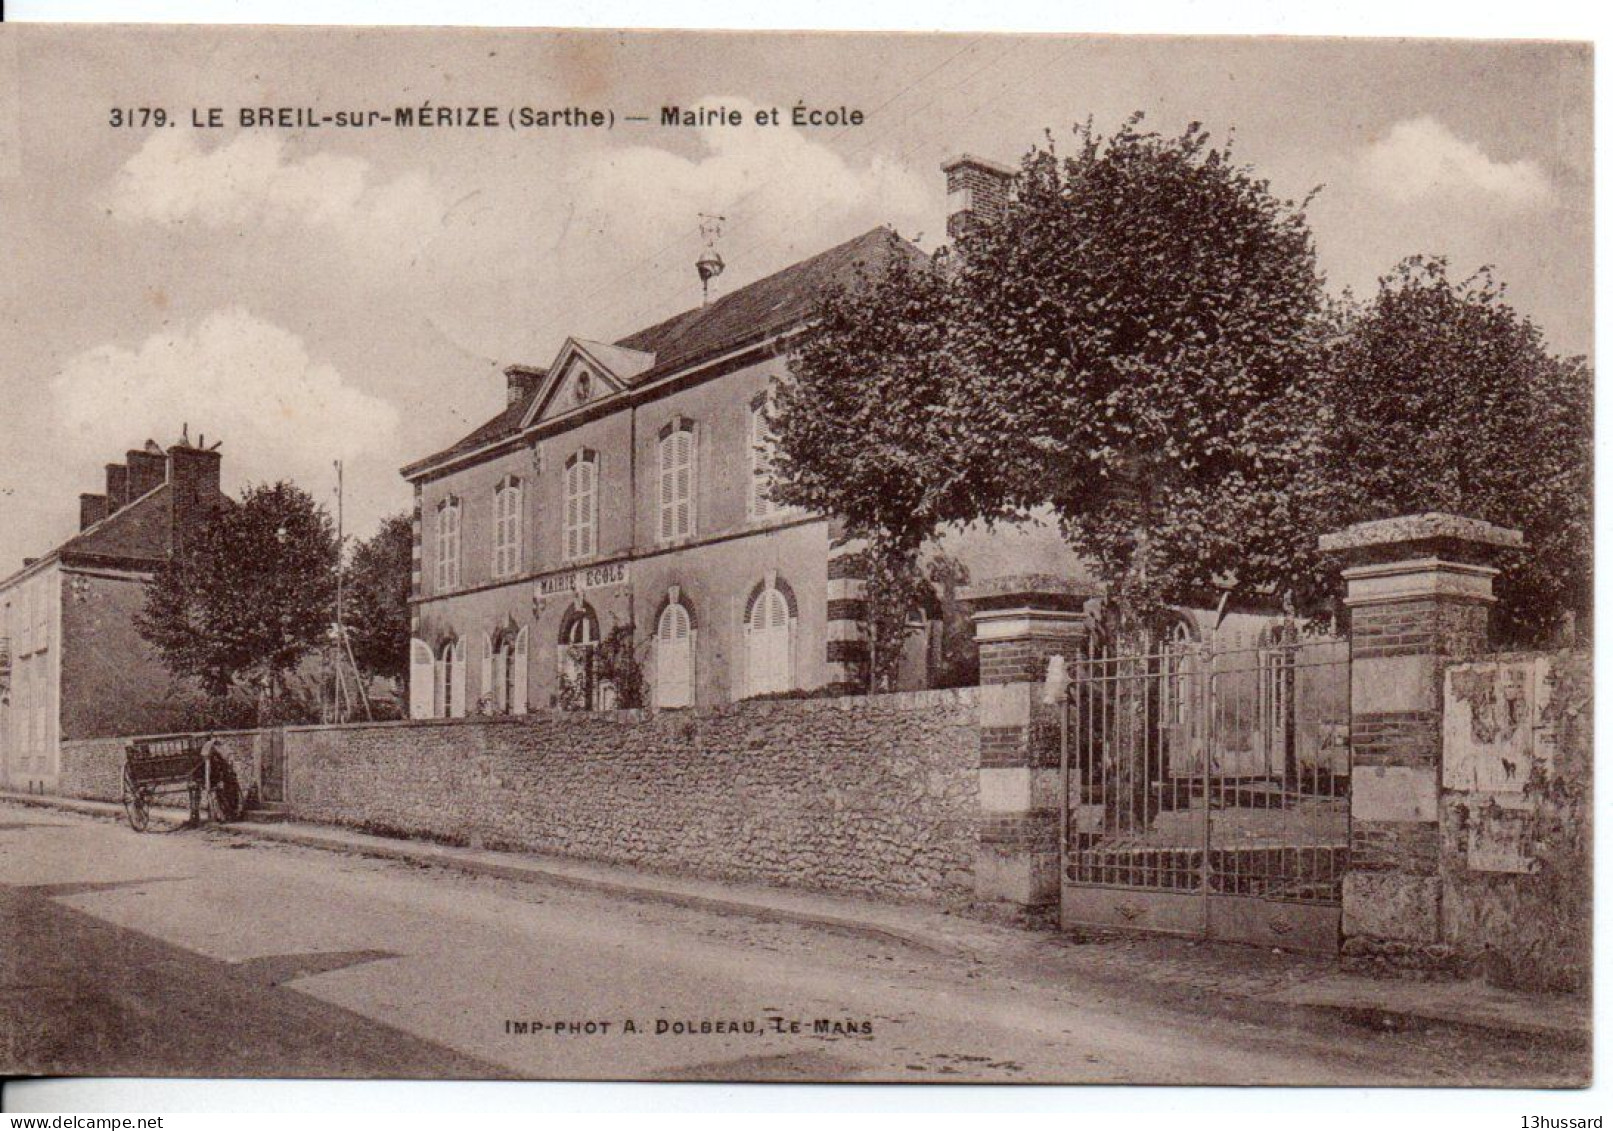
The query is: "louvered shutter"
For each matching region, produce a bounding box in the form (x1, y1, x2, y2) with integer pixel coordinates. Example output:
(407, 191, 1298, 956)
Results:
(409, 639, 435, 719)
(657, 602, 693, 708)
(675, 430, 693, 537)
(479, 633, 494, 713)
(512, 627, 529, 714)
(659, 436, 674, 540)
(450, 639, 467, 717)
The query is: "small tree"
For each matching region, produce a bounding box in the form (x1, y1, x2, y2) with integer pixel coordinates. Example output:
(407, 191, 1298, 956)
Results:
(1315, 257, 1592, 645)
(344, 513, 412, 684)
(772, 237, 987, 690)
(137, 482, 338, 720)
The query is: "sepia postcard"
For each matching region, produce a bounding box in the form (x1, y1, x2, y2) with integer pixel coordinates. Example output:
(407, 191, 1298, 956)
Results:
(0, 23, 1593, 1090)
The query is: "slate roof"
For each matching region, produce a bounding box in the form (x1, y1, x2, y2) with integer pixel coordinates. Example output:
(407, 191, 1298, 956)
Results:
(0, 484, 171, 590)
(406, 226, 927, 477)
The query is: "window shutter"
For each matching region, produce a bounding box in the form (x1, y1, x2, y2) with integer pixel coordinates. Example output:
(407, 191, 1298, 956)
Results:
(659, 436, 674, 540)
(450, 640, 467, 717)
(512, 626, 529, 714)
(656, 602, 693, 708)
(479, 633, 494, 712)
(433, 652, 447, 718)
(409, 639, 435, 719)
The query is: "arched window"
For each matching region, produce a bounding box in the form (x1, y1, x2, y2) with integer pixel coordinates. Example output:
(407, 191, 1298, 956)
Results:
(749, 396, 783, 520)
(557, 603, 606, 710)
(658, 419, 697, 542)
(744, 575, 797, 698)
(655, 591, 695, 708)
(434, 637, 465, 718)
(564, 451, 598, 561)
(482, 625, 529, 715)
(434, 496, 461, 591)
(492, 477, 523, 579)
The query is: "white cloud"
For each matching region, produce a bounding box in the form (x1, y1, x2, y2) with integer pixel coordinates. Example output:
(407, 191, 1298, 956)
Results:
(50, 309, 402, 524)
(1358, 116, 1551, 209)
(107, 131, 444, 257)
(421, 96, 942, 361)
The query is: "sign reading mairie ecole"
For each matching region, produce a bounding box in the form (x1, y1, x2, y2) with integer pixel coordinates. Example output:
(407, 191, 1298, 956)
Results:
(534, 560, 630, 599)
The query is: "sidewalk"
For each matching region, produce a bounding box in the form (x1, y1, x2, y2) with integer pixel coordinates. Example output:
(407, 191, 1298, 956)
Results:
(2, 790, 1589, 1049)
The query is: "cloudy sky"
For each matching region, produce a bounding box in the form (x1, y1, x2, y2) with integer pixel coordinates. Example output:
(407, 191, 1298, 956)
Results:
(0, 28, 1592, 574)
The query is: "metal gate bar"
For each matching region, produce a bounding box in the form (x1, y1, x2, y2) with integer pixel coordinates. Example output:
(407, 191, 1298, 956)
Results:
(1059, 626, 1350, 951)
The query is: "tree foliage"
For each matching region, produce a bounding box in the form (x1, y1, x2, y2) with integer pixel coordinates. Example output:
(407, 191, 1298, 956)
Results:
(1315, 257, 1592, 645)
(773, 113, 1589, 652)
(770, 239, 985, 688)
(344, 512, 413, 683)
(951, 115, 1327, 613)
(137, 482, 338, 709)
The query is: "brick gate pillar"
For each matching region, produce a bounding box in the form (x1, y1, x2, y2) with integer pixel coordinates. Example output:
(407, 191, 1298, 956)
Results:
(1318, 513, 1522, 971)
(961, 576, 1097, 916)
(960, 575, 1098, 685)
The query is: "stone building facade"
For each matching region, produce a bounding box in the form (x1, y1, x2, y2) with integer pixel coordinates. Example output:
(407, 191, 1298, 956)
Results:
(0, 437, 225, 791)
(402, 158, 1030, 718)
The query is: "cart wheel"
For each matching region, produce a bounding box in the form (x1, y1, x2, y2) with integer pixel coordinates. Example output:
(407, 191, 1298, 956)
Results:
(206, 756, 242, 824)
(122, 768, 150, 832)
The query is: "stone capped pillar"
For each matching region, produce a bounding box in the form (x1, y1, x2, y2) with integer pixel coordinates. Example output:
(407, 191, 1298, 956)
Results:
(1318, 512, 1522, 969)
(960, 574, 1098, 686)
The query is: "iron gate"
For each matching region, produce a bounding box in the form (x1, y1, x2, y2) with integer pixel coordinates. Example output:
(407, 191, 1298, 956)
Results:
(1058, 624, 1350, 952)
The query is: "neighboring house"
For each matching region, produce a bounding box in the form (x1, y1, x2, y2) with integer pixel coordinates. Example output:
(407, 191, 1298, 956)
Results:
(0, 437, 223, 791)
(401, 158, 1040, 717)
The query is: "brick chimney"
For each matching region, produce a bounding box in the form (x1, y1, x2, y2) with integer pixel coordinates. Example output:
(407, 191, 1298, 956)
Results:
(166, 441, 223, 557)
(104, 463, 129, 513)
(126, 447, 166, 501)
(941, 154, 1015, 244)
(505, 365, 545, 408)
(78, 493, 108, 531)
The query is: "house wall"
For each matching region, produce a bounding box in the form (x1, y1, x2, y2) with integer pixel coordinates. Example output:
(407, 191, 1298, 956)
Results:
(0, 563, 60, 790)
(57, 567, 203, 743)
(409, 353, 837, 709)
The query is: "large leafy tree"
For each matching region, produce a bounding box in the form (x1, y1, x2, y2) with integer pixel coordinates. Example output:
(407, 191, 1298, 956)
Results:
(951, 116, 1327, 615)
(137, 482, 338, 715)
(343, 512, 413, 683)
(1315, 257, 1592, 646)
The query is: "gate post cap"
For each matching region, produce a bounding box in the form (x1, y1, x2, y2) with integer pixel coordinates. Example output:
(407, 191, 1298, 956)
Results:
(1317, 512, 1523, 565)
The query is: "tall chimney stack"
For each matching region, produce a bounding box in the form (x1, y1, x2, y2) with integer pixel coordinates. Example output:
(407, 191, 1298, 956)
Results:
(104, 463, 129, 514)
(79, 493, 108, 531)
(505, 365, 545, 408)
(126, 447, 166, 501)
(941, 154, 1015, 245)
(166, 440, 223, 557)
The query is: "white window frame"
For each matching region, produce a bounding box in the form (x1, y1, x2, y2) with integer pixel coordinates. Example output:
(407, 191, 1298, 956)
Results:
(492, 477, 523, 580)
(564, 450, 598, 562)
(657, 419, 697, 543)
(435, 497, 462, 592)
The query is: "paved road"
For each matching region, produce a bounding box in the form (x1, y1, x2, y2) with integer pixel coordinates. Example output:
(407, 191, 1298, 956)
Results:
(0, 803, 1575, 1084)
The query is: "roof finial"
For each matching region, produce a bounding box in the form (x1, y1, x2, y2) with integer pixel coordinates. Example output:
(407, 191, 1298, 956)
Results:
(696, 213, 725, 305)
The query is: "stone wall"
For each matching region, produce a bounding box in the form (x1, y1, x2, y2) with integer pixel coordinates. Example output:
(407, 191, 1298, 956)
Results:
(59, 728, 265, 807)
(62, 689, 985, 907)
(1438, 650, 1591, 992)
(285, 689, 980, 903)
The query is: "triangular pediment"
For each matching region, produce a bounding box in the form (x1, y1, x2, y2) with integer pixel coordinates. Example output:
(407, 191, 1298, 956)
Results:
(521, 338, 656, 427)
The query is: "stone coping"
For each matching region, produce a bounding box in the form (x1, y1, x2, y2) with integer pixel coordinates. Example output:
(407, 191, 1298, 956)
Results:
(1318, 513, 1524, 555)
(959, 574, 1102, 613)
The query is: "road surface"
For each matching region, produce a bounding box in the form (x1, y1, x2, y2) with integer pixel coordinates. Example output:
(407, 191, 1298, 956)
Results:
(0, 803, 1576, 1084)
